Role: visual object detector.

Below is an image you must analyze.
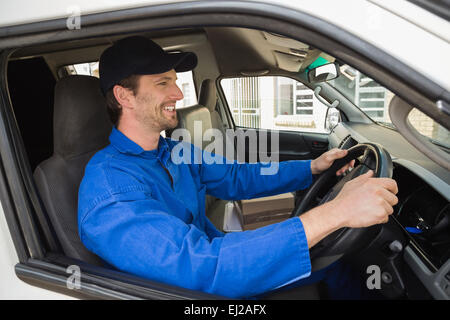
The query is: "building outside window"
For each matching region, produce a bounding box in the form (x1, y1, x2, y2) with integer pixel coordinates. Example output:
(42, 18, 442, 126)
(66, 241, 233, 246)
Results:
(222, 76, 328, 133)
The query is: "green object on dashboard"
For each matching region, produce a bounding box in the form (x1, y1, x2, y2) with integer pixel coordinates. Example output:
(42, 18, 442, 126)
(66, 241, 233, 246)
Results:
(304, 56, 329, 73)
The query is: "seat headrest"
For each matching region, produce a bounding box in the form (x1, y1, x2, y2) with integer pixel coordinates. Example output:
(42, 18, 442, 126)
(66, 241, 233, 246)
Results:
(175, 104, 212, 149)
(198, 79, 217, 112)
(53, 75, 112, 158)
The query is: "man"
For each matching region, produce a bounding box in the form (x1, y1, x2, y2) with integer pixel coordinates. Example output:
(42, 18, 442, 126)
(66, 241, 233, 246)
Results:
(78, 36, 398, 298)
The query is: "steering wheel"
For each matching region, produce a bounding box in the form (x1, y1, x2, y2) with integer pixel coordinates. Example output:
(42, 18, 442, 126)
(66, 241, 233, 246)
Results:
(291, 143, 393, 270)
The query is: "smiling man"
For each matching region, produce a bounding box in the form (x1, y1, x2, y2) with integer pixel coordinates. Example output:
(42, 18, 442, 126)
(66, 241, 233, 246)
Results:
(77, 36, 398, 298)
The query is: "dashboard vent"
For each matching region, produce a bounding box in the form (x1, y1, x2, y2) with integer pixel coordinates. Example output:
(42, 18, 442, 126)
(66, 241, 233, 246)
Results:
(339, 135, 357, 150)
(339, 135, 351, 149)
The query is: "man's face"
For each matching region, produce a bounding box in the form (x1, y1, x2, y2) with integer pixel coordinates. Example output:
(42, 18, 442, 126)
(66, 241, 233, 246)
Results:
(132, 69, 184, 132)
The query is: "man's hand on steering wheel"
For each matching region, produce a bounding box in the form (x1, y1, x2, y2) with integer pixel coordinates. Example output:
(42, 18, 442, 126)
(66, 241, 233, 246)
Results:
(330, 170, 399, 228)
(310, 148, 355, 176)
(295, 143, 399, 267)
(300, 169, 398, 248)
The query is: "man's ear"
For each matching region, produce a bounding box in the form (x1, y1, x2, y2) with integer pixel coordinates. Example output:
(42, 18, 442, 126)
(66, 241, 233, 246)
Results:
(113, 85, 135, 110)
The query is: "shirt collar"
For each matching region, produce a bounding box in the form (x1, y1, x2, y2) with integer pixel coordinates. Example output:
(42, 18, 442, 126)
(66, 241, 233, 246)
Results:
(109, 127, 169, 159)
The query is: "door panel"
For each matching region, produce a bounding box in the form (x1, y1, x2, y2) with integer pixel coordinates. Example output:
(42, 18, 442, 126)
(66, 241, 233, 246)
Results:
(235, 127, 329, 163)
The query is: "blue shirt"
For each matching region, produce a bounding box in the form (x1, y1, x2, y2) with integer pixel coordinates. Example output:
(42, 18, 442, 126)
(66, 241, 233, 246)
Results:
(78, 127, 313, 298)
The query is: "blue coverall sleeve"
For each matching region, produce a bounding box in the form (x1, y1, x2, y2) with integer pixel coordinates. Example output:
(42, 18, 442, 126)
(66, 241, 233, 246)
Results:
(79, 186, 311, 298)
(196, 146, 314, 200)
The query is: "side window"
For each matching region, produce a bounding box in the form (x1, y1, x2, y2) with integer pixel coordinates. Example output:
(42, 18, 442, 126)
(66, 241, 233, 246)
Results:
(63, 62, 197, 108)
(220, 76, 331, 133)
(175, 71, 197, 108)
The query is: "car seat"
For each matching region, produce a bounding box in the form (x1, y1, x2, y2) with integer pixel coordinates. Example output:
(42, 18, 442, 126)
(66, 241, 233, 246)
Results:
(33, 75, 112, 266)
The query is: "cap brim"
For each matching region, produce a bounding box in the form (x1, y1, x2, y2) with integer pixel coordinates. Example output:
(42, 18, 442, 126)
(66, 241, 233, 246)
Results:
(171, 52, 198, 72)
(136, 52, 198, 75)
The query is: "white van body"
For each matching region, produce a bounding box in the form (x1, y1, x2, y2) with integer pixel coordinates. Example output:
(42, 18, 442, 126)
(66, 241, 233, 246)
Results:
(0, 0, 448, 299)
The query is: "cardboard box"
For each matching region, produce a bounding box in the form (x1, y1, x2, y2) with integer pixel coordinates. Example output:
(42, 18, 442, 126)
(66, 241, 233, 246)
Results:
(235, 193, 295, 230)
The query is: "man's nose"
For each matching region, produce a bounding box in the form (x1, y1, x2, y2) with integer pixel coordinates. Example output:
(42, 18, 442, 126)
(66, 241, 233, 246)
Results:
(171, 84, 184, 101)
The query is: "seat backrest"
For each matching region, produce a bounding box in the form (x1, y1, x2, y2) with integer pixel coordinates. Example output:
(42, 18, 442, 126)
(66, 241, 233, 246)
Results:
(198, 79, 236, 160)
(198, 79, 225, 134)
(34, 75, 112, 265)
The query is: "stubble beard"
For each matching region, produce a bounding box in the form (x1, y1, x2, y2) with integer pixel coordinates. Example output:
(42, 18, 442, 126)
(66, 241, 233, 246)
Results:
(136, 94, 178, 132)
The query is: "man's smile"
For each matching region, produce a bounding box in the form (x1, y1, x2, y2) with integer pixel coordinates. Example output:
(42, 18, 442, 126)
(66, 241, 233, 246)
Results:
(163, 106, 175, 111)
(162, 102, 177, 117)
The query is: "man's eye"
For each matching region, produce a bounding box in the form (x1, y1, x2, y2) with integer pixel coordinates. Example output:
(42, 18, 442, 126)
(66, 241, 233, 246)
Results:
(158, 82, 167, 86)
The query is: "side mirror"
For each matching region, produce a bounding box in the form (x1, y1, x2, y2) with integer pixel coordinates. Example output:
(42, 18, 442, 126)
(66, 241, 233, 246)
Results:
(307, 62, 340, 83)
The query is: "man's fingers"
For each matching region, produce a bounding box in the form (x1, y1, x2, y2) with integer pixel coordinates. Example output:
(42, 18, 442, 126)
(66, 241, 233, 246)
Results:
(381, 199, 394, 220)
(377, 187, 399, 206)
(327, 148, 347, 162)
(336, 159, 356, 176)
(336, 163, 350, 175)
(374, 177, 399, 195)
(352, 171, 398, 194)
(353, 170, 374, 180)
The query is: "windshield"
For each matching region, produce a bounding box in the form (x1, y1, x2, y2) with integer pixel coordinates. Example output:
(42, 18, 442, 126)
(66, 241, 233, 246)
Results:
(327, 65, 450, 149)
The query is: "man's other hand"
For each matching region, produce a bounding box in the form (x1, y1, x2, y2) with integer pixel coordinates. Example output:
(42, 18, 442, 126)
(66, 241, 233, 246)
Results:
(310, 148, 355, 175)
(300, 170, 399, 248)
(331, 170, 399, 228)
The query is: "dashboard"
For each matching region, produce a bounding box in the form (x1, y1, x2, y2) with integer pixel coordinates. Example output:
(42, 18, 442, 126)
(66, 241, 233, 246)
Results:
(328, 122, 450, 300)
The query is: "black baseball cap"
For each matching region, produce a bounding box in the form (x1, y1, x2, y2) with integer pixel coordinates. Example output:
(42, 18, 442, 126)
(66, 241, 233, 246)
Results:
(99, 36, 198, 95)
